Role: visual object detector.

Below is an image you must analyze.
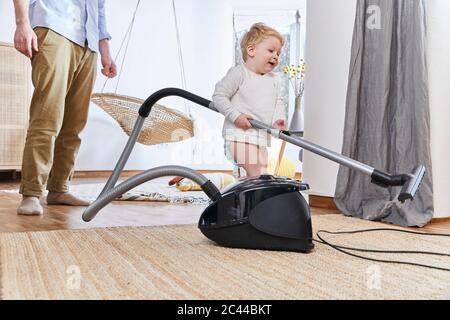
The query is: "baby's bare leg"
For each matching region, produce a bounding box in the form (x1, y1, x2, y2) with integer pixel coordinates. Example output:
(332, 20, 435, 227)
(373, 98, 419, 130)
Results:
(229, 142, 268, 177)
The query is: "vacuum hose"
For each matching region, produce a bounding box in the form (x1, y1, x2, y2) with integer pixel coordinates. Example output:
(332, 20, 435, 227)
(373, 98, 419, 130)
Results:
(82, 166, 221, 222)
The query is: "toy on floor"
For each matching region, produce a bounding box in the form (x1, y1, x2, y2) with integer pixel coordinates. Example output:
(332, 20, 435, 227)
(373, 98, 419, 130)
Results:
(168, 173, 235, 192)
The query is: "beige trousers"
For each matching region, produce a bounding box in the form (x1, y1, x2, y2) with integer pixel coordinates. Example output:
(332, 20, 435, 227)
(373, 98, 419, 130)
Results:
(20, 28, 97, 197)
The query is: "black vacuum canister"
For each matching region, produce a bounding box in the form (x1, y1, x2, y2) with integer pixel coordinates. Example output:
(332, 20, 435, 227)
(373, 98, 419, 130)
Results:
(198, 174, 314, 252)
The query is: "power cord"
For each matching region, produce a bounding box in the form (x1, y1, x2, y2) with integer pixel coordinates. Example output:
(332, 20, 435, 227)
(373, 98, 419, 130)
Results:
(312, 228, 450, 272)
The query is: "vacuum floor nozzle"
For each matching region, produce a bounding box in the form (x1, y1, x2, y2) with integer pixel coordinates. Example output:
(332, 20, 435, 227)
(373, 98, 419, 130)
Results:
(398, 165, 426, 203)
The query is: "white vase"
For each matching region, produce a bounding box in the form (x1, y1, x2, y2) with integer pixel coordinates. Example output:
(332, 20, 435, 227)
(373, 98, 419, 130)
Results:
(289, 95, 304, 162)
(289, 95, 304, 134)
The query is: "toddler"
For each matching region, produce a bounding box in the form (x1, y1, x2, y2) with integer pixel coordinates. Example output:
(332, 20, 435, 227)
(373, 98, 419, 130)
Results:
(213, 23, 286, 177)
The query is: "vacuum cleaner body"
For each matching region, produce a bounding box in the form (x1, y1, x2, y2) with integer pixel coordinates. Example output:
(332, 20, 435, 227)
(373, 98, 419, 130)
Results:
(198, 175, 314, 252)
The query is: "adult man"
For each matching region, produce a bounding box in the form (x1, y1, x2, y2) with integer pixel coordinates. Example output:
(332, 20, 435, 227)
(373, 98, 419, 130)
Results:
(13, 0, 117, 215)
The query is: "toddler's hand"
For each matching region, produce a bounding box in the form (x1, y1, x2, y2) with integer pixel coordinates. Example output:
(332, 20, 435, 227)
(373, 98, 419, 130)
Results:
(234, 114, 253, 130)
(273, 119, 286, 130)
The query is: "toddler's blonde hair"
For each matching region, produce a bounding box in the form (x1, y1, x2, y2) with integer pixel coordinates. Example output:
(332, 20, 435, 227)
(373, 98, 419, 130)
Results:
(240, 23, 285, 62)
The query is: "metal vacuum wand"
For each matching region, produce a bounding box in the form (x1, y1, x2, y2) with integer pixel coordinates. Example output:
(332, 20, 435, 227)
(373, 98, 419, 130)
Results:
(248, 119, 425, 203)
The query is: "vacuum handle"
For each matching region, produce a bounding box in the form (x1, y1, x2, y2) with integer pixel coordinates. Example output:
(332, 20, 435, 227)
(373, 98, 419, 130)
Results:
(138, 88, 213, 117)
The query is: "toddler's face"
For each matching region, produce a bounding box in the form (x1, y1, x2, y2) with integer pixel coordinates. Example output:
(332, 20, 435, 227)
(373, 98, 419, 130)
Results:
(250, 36, 283, 74)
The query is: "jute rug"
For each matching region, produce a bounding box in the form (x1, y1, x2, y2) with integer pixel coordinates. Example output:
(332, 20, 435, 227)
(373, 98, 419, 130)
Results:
(1, 215, 449, 300)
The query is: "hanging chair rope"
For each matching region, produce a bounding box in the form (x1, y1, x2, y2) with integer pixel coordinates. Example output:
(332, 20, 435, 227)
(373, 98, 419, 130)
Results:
(171, 0, 192, 118)
(101, 0, 141, 93)
(91, 0, 195, 146)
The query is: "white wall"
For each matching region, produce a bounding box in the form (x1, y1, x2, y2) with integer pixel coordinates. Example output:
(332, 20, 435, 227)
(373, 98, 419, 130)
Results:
(427, 0, 450, 218)
(77, 0, 235, 171)
(302, 0, 357, 196)
(0, 1, 16, 41)
(0, 0, 305, 172)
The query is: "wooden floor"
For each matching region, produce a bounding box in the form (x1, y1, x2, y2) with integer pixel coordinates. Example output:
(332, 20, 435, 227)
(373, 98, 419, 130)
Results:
(1, 176, 449, 234)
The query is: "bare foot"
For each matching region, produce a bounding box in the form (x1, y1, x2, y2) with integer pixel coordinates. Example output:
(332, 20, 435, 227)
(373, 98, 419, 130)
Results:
(46, 192, 91, 206)
(17, 196, 43, 215)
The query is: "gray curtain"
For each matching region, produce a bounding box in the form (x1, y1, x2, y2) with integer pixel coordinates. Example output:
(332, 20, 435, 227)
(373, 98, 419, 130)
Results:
(334, 0, 433, 227)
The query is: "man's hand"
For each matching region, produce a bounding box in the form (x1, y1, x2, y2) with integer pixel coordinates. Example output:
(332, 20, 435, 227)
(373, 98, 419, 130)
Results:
(234, 114, 253, 130)
(273, 119, 286, 130)
(101, 54, 117, 78)
(99, 39, 117, 78)
(13, 0, 36, 58)
(14, 23, 38, 58)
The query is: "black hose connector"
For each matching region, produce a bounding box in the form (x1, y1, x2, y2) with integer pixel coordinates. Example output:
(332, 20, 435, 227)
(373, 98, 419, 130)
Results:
(201, 180, 222, 202)
(139, 88, 212, 117)
(371, 169, 408, 188)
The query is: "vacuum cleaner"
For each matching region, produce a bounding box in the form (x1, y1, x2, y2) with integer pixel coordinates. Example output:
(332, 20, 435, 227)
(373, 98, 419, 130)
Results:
(82, 88, 425, 253)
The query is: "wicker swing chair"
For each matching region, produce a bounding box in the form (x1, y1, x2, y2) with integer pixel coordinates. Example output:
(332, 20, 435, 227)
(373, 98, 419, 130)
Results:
(91, 0, 194, 146)
(91, 92, 194, 146)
